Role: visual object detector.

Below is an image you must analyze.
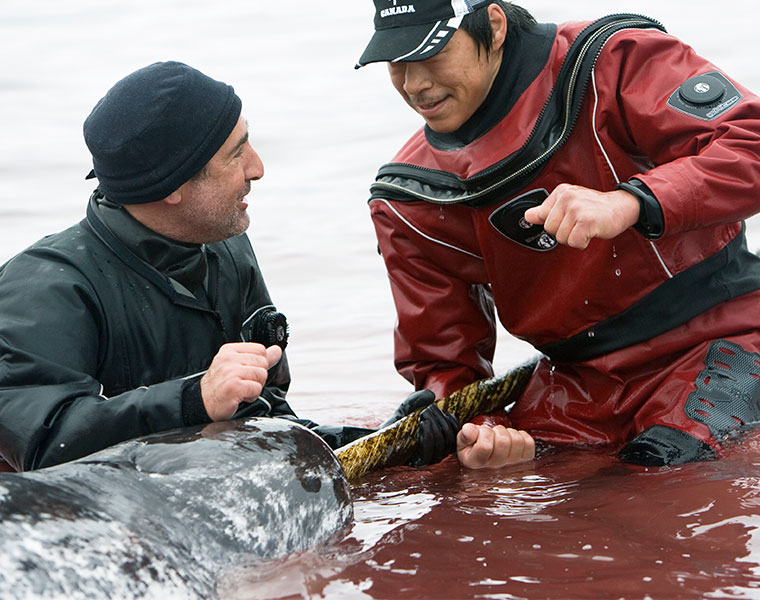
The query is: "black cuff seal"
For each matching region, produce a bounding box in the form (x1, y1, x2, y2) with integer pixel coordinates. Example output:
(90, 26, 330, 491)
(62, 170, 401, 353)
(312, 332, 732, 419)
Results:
(618, 178, 665, 239)
(180, 376, 212, 426)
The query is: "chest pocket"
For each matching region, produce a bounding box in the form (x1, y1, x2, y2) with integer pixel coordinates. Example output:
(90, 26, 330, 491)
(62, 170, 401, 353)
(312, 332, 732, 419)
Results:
(488, 189, 558, 251)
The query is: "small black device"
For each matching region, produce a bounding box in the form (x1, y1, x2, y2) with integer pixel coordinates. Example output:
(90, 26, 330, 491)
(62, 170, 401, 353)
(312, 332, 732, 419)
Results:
(488, 188, 557, 251)
(241, 306, 289, 350)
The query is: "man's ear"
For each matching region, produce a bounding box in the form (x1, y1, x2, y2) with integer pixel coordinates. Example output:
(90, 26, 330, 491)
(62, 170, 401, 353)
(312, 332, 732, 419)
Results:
(488, 3, 508, 52)
(163, 188, 183, 206)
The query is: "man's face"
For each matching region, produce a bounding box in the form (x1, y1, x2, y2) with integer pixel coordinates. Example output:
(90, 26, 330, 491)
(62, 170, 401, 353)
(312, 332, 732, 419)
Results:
(388, 27, 502, 134)
(176, 116, 263, 244)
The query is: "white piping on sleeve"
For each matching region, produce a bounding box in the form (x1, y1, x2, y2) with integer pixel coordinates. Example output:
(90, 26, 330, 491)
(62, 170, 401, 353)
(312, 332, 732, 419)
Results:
(650, 246, 674, 279)
(375, 198, 484, 260)
(591, 69, 621, 184)
(590, 68, 674, 279)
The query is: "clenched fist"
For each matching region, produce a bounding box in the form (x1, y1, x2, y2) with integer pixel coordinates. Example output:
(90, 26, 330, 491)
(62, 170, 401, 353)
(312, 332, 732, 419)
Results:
(456, 423, 535, 469)
(524, 183, 640, 249)
(200, 342, 282, 421)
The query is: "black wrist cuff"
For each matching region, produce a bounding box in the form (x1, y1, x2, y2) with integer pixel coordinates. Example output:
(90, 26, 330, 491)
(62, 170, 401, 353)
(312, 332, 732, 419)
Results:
(618, 178, 665, 239)
(180, 376, 212, 426)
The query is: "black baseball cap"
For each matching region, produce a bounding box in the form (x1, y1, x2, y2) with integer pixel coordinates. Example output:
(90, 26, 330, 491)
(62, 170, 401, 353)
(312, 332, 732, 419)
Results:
(356, 0, 495, 68)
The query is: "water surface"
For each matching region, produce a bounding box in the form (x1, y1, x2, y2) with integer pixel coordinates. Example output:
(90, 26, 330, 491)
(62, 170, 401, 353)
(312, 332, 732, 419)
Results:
(2, 1, 760, 598)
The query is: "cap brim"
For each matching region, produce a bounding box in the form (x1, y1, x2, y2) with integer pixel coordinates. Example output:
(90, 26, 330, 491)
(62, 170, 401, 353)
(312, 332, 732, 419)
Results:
(355, 19, 456, 69)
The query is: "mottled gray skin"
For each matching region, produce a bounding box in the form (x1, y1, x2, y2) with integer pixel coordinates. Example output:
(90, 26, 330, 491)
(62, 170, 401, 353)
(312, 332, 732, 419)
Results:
(0, 418, 353, 599)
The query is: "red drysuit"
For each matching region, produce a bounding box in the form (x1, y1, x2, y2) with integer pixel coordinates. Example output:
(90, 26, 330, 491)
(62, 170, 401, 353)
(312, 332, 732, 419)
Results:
(369, 17, 760, 456)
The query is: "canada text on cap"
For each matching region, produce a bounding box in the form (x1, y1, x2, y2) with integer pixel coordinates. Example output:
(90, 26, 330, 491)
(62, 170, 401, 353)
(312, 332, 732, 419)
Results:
(356, 0, 494, 68)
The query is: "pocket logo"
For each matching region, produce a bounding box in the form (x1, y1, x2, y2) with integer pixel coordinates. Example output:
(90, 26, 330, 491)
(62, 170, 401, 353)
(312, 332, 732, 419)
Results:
(489, 189, 557, 251)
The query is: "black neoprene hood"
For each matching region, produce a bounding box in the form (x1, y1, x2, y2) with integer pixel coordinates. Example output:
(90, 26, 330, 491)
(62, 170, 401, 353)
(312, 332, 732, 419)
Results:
(83, 61, 242, 204)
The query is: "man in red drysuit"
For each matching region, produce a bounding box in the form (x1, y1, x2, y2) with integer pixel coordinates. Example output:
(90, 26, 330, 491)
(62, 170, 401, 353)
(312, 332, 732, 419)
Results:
(356, 0, 760, 467)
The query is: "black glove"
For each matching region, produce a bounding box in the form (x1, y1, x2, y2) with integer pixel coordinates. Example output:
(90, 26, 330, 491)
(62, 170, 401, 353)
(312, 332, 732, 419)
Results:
(309, 425, 375, 450)
(279, 416, 375, 450)
(408, 404, 460, 467)
(380, 389, 437, 428)
(380, 390, 460, 467)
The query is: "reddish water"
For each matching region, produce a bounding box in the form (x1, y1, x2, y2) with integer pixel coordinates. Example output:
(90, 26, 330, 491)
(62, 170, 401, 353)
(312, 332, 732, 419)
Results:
(223, 433, 760, 599)
(4, 3, 760, 599)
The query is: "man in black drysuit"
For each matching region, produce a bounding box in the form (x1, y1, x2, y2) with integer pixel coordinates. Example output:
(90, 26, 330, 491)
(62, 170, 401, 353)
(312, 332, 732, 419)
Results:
(0, 62, 456, 472)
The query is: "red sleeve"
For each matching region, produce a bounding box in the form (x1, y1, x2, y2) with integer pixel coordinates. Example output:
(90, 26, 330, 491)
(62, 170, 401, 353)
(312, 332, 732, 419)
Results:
(596, 28, 760, 234)
(469, 411, 513, 429)
(369, 199, 496, 398)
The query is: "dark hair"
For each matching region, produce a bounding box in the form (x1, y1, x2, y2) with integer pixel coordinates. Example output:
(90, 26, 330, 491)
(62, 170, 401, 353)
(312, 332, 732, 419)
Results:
(461, 1, 536, 57)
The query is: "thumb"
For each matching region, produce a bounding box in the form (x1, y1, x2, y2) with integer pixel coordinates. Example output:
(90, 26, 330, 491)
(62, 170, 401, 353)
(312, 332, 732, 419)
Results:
(265, 344, 283, 368)
(457, 423, 480, 451)
(523, 205, 546, 225)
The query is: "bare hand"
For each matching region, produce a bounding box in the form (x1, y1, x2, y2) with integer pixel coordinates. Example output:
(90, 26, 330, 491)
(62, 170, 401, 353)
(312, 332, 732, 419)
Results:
(456, 423, 535, 469)
(523, 184, 640, 249)
(200, 343, 282, 422)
